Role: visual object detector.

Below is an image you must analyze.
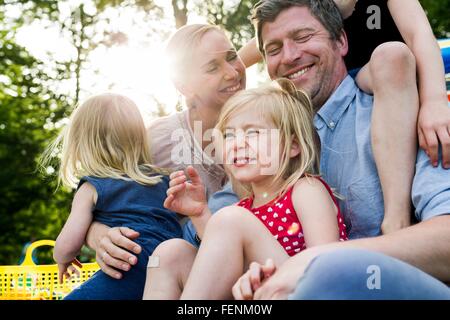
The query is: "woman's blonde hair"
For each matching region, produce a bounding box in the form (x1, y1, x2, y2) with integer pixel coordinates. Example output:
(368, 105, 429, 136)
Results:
(41, 93, 166, 189)
(165, 23, 224, 84)
(215, 78, 320, 198)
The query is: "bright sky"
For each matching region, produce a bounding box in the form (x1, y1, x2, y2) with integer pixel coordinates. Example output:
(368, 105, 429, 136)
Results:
(9, 0, 264, 123)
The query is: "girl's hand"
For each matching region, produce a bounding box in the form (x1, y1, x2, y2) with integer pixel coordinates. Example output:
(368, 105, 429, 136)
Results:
(418, 101, 450, 169)
(164, 166, 208, 217)
(232, 259, 276, 300)
(57, 259, 82, 284)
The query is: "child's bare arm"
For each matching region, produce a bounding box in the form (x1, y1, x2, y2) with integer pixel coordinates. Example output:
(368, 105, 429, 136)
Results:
(292, 178, 340, 247)
(54, 182, 95, 264)
(164, 166, 211, 238)
(333, 0, 357, 19)
(238, 38, 263, 68)
(388, 0, 450, 167)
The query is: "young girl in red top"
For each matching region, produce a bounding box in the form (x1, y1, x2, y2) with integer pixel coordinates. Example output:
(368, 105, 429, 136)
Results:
(149, 78, 348, 299)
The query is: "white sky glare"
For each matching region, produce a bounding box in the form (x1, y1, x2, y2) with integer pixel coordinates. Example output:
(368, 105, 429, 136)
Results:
(8, 0, 263, 122)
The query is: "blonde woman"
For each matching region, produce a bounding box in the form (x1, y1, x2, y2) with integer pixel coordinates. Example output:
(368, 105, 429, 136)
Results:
(144, 79, 347, 299)
(42, 93, 182, 299)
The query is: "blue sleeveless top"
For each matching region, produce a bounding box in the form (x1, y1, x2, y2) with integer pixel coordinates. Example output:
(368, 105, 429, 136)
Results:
(79, 175, 182, 252)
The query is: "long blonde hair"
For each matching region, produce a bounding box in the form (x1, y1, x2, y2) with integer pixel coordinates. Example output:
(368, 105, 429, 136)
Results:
(41, 93, 166, 189)
(215, 78, 320, 198)
(165, 23, 224, 85)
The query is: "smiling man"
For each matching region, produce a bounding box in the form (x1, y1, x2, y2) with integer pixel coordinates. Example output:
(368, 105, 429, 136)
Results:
(244, 0, 450, 299)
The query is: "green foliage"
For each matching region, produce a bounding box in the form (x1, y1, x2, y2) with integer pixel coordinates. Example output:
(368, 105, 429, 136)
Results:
(197, 0, 258, 48)
(0, 23, 72, 265)
(420, 0, 450, 38)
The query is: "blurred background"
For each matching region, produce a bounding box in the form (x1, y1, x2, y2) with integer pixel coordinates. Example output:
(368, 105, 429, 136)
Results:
(0, 0, 449, 265)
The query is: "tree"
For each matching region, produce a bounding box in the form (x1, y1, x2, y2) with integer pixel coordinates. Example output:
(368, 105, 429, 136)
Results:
(0, 16, 72, 264)
(420, 0, 450, 38)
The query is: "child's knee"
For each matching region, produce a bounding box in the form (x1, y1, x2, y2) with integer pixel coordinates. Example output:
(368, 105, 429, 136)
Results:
(370, 42, 416, 84)
(207, 206, 249, 230)
(151, 239, 196, 267)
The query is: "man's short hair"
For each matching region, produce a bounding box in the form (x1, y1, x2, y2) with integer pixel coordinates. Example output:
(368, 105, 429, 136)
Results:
(251, 0, 344, 56)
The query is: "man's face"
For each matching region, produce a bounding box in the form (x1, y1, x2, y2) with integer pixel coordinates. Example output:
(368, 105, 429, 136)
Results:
(261, 6, 348, 108)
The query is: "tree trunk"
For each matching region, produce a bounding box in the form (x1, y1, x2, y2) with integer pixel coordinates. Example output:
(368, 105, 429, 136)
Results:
(171, 0, 188, 28)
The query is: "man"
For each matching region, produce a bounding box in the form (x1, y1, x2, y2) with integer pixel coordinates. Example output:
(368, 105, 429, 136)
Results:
(236, 0, 450, 299)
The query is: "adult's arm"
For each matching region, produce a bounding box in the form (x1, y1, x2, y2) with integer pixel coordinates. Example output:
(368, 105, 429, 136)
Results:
(254, 214, 450, 299)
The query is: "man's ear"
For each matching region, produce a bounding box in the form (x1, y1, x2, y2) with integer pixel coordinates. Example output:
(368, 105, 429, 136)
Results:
(290, 137, 301, 158)
(336, 30, 349, 58)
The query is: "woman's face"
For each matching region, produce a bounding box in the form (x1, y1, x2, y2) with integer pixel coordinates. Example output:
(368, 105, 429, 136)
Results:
(183, 30, 246, 110)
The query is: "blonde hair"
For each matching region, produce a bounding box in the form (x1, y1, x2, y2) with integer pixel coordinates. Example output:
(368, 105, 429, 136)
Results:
(215, 78, 320, 198)
(165, 23, 225, 84)
(41, 93, 166, 189)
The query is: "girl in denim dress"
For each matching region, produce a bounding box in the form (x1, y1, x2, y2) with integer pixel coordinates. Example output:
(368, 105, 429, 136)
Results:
(41, 93, 182, 299)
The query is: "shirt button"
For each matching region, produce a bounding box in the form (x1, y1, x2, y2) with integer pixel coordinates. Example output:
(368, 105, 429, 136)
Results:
(329, 121, 335, 128)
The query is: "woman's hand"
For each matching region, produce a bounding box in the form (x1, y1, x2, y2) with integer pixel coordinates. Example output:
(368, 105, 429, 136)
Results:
(232, 259, 276, 300)
(164, 166, 208, 217)
(93, 225, 142, 279)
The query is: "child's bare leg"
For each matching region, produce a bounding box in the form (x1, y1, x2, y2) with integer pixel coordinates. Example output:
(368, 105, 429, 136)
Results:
(143, 239, 197, 300)
(361, 42, 418, 233)
(181, 206, 289, 300)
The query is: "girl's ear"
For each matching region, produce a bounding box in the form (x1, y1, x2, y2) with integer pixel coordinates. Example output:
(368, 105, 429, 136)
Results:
(290, 137, 301, 158)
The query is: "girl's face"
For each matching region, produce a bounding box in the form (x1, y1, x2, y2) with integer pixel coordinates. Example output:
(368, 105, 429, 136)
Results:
(182, 30, 246, 110)
(220, 106, 281, 184)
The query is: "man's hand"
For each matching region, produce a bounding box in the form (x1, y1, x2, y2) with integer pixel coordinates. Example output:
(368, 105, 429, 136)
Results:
(232, 259, 276, 300)
(95, 226, 142, 279)
(418, 101, 450, 169)
(254, 246, 336, 300)
(164, 166, 208, 217)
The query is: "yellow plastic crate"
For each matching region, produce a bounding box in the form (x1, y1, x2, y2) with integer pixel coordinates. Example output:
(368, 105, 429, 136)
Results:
(0, 240, 99, 300)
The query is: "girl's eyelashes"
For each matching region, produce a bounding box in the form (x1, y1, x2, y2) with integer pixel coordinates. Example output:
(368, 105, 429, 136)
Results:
(223, 131, 235, 139)
(222, 128, 261, 140)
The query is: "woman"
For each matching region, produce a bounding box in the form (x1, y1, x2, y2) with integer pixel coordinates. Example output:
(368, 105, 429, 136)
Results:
(66, 24, 246, 299)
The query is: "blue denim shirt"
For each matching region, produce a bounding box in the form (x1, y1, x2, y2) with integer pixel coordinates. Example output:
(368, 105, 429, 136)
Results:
(182, 181, 239, 247)
(316, 75, 450, 239)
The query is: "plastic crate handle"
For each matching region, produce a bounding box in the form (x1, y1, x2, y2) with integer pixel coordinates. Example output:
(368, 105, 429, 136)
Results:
(22, 240, 56, 266)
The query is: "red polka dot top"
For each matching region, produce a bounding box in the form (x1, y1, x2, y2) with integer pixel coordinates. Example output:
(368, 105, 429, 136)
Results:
(236, 177, 348, 256)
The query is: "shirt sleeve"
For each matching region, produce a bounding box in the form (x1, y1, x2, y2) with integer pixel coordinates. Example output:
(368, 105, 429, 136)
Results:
(412, 149, 450, 221)
(78, 176, 103, 210)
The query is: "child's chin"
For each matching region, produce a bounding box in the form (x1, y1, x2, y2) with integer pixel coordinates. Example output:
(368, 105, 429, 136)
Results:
(233, 175, 257, 184)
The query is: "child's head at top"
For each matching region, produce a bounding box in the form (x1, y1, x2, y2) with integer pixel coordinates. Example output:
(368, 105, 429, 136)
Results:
(44, 93, 163, 188)
(214, 78, 320, 197)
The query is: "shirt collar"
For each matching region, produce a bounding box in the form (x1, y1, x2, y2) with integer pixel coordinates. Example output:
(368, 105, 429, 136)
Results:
(315, 75, 358, 130)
